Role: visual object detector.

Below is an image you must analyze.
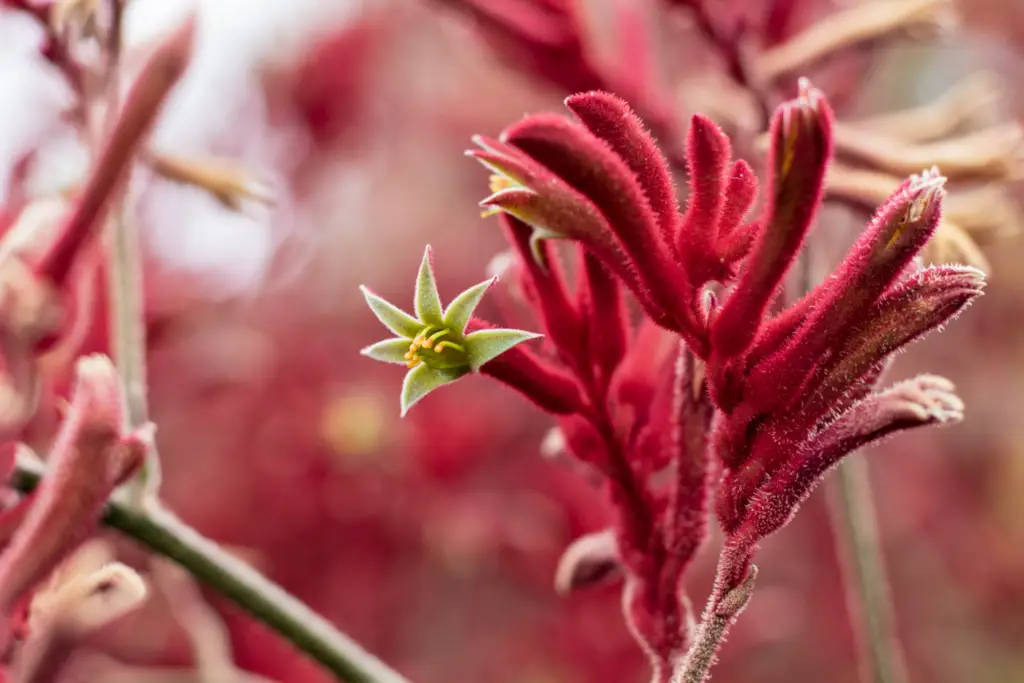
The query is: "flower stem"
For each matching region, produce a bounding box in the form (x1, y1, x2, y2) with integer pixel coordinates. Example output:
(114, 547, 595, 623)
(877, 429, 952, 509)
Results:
(106, 196, 157, 501)
(9, 456, 411, 683)
(102, 0, 160, 503)
(671, 565, 758, 683)
(828, 455, 908, 683)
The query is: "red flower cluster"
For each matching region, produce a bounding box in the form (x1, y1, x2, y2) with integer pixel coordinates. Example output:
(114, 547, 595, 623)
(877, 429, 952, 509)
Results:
(452, 81, 982, 678)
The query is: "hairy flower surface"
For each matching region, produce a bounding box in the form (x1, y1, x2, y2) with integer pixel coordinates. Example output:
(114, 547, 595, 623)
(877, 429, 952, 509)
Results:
(359, 78, 986, 680)
(466, 83, 982, 680)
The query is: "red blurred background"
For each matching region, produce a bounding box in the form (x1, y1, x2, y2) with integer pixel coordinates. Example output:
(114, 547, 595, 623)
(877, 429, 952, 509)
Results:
(3, 0, 1024, 682)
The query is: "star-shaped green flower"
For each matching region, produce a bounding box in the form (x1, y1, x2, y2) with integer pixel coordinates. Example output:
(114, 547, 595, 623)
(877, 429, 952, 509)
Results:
(360, 246, 542, 416)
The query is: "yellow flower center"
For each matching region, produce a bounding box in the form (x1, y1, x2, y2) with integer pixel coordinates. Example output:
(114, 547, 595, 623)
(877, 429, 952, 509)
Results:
(404, 328, 466, 369)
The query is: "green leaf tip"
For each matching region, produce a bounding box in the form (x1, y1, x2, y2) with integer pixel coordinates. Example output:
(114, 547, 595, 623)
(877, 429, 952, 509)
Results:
(360, 338, 413, 365)
(400, 364, 468, 417)
(466, 328, 543, 371)
(443, 278, 497, 333)
(360, 285, 422, 339)
(414, 246, 444, 326)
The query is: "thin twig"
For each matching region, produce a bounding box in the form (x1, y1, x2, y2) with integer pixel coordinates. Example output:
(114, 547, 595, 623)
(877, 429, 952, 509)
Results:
(101, 0, 160, 504)
(9, 456, 411, 683)
(671, 566, 757, 683)
(828, 457, 909, 683)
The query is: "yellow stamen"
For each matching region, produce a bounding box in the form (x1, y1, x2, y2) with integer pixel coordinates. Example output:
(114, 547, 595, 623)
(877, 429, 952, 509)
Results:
(406, 328, 460, 367)
(489, 174, 514, 194)
(434, 341, 465, 354)
(887, 218, 909, 248)
(423, 329, 450, 349)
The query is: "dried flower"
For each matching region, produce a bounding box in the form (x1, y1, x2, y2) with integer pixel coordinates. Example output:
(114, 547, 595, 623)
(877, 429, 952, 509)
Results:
(144, 151, 275, 212)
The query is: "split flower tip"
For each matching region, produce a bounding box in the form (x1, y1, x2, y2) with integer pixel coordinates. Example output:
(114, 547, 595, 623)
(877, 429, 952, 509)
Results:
(466, 146, 533, 188)
(896, 167, 947, 236)
(466, 145, 549, 227)
(468, 133, 630, 273)
(867, 166, 946, 257)
(890, 374, 964, 424)
(908, 165, 946, 192)
(361, 246, 542, 416)
(467, 134, 526, 159)
(905, 166, 947, 214)
(769, 78, 833, 189)
(776, 78, 833, 153)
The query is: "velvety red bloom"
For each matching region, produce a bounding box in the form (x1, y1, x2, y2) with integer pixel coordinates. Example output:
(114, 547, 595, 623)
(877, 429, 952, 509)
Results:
(452, 82, 983, 678)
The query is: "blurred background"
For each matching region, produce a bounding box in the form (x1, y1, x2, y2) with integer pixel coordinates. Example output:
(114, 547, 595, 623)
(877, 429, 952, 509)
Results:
(2, 0, 1023, 681)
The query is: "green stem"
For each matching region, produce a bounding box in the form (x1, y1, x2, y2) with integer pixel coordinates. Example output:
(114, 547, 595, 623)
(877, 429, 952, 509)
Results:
(10, 456, 410, 683)
(828, 456, 908, 683)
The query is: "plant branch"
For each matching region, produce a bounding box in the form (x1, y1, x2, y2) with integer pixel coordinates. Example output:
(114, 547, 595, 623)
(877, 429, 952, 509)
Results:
(828, 456, 908, 683)
(9, 455, 411, 683)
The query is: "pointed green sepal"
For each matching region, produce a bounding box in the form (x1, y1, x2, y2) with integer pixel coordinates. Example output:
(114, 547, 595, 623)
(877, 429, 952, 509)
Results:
(361, 338, 413, 365)
(465, 328, 543, 371)
(400, 363, 468, 416)
(414, 246, 444, 326)
(443, 278, 497, 333)
(360, 286, 423, 339)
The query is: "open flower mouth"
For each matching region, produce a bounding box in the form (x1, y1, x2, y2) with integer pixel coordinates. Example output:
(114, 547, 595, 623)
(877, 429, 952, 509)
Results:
(404, 327, 466, 369)
(360, 246, 542, 415)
